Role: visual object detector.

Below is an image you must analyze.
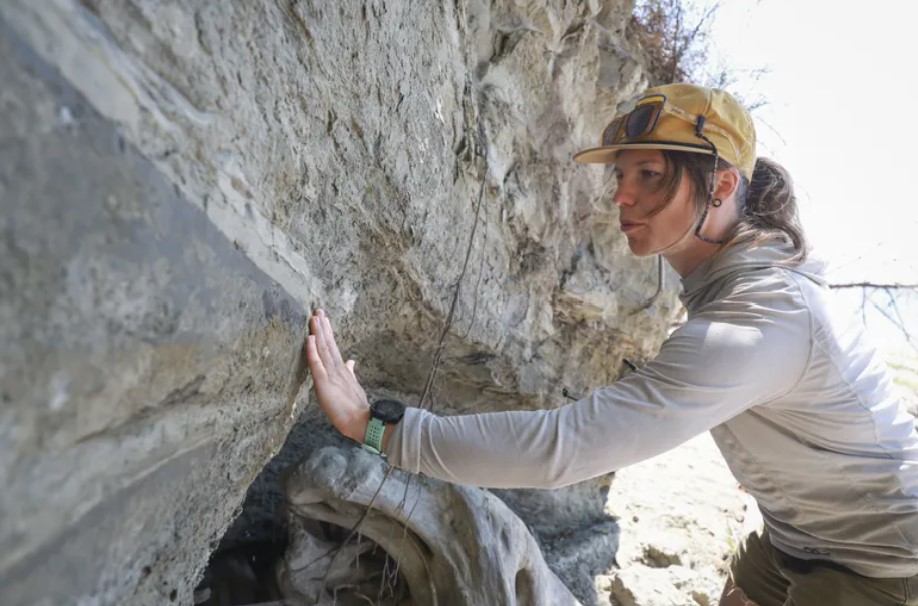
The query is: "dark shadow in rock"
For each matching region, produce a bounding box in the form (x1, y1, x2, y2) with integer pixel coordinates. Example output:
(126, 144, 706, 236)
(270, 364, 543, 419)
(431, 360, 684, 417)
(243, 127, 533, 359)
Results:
(493, 479, 621, 606)
(218, 404, 343, 550)
(195, 540, 286, 606)
(196, 405, 344, 604)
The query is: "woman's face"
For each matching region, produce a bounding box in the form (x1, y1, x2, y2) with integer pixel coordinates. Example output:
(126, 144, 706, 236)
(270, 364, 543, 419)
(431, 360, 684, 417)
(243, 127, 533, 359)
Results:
(611, 149, 697, 257)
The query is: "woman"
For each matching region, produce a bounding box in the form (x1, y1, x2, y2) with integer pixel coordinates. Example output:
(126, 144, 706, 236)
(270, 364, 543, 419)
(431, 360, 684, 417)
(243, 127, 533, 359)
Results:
(305, 83, 918, 605)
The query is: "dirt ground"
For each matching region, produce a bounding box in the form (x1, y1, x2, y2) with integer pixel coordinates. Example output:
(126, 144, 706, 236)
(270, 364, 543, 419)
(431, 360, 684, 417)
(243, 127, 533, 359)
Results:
(597, 433, 760, 606)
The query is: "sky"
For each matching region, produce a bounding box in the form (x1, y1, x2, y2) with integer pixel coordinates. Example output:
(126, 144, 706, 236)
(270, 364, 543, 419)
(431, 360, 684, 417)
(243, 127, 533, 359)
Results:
(706, 0, 917, 284)
(703, 0, 918, 357)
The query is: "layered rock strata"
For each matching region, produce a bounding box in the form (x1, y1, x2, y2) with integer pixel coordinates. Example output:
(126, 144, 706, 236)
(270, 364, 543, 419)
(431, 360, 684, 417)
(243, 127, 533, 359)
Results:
(0, 1, 679, 604)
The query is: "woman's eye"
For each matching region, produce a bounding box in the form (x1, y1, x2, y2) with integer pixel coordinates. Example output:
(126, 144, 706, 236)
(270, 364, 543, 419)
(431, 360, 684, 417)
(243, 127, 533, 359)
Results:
(641, 169, 661, 178)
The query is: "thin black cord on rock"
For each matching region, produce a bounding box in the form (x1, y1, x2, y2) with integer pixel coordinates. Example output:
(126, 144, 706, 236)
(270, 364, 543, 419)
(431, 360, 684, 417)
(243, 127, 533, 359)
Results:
(308, 164, 491, 604)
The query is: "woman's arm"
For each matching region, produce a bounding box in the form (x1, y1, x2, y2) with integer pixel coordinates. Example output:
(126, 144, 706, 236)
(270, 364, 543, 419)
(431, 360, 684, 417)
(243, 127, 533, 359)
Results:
(306, 285, 812, 489)
(385, 300, 810, 488)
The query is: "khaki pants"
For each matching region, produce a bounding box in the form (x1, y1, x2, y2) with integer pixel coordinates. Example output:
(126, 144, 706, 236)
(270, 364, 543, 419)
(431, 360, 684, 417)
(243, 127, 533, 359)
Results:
(730, 529, 918, 606)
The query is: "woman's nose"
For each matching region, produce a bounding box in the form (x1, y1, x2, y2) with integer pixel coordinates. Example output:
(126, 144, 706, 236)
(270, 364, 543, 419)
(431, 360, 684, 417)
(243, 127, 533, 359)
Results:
(612, 180, 638, 207)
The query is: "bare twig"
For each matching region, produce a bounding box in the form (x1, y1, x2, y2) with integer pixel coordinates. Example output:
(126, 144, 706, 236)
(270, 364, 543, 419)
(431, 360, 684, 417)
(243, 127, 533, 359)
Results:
(683, 2, 718, 56)
(877, 289, 918, 356)
(634, 0, 721, 84)
(868, 298, 918, 356)
(668, 1, 683, 81)
(885, 288, 913, 347)
(829, 282, 918, 289)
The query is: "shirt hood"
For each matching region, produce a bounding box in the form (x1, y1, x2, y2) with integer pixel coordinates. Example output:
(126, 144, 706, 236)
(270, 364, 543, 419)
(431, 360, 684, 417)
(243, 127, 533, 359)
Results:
(680, 240, 827, 310)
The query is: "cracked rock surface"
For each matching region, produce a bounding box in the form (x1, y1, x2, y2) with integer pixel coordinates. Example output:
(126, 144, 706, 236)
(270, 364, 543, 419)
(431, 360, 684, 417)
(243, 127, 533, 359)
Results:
(1, 1, 684, 604)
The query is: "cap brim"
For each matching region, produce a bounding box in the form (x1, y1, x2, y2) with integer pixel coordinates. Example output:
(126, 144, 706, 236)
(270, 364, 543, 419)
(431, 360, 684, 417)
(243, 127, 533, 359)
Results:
(573, 142, 715, 164)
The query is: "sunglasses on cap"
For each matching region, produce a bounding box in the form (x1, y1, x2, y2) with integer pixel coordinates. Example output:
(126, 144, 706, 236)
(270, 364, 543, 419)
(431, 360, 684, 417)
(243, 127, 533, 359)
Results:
(600, 94, 737, 157)
(601, 94, 669, 146)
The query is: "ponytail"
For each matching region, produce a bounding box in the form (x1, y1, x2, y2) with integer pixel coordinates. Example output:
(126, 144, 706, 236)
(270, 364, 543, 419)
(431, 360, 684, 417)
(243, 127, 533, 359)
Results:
(729, 157, 808, 264)
(658, 151, 809, 263)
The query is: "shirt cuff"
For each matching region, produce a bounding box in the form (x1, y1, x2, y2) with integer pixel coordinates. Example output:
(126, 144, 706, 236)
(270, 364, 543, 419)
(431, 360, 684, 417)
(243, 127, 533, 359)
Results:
(383, 406, 429, 472)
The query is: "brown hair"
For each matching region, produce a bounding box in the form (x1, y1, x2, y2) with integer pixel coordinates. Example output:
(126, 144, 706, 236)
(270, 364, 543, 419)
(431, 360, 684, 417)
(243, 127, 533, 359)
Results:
(649, 151, 808, 263)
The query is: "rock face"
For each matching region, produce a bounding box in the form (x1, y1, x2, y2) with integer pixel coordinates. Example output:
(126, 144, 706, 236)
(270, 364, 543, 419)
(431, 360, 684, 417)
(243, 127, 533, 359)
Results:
(0, 1, 681, 605)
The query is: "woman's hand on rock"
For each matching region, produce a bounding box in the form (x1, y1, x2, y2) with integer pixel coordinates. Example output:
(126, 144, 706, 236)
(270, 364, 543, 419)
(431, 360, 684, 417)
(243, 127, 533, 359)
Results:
(304, 309, 369, 443)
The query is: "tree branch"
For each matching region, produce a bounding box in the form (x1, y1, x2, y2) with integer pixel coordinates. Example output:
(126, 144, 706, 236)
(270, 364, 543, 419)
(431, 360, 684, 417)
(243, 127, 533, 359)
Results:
(868, 297, 918, 356)
(829, 282, 918, 290)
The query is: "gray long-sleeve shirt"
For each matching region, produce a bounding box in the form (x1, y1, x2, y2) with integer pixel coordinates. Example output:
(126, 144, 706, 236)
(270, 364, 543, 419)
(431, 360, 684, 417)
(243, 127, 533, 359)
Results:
(384, 241, 918, 578)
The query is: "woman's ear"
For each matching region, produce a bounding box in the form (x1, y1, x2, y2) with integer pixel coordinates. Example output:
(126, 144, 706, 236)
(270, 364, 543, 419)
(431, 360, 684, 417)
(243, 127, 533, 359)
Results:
(715, 167, 741, 202)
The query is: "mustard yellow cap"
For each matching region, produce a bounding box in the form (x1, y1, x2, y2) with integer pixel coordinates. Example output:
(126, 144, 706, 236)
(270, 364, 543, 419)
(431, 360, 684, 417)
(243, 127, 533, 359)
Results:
(573, 83, 756, 181)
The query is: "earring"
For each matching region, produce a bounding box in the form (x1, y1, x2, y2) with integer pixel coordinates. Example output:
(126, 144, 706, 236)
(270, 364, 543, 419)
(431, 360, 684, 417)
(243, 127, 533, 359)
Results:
(712, 198, 723, 207)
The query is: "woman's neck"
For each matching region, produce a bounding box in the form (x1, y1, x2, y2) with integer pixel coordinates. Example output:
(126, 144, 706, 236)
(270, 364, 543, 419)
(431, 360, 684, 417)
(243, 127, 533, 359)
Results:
(664, 242, 723, 277)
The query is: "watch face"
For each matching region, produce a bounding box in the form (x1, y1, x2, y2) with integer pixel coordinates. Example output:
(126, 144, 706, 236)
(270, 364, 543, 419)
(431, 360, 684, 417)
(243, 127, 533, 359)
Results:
(372, 399, 406, 423)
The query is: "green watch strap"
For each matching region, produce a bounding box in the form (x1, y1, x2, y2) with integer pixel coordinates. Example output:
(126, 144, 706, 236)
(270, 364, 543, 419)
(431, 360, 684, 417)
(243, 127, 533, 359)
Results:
(362, 417, 386, 455)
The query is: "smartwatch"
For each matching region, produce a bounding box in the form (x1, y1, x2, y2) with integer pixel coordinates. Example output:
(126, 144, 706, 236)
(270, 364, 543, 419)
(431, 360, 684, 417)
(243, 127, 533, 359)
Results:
(362, 399, 406, 455)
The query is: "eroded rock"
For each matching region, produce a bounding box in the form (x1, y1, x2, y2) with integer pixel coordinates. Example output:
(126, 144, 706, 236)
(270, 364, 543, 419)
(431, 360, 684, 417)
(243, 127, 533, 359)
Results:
(280, 446, 580, 606)
(0, 0, 681, 604)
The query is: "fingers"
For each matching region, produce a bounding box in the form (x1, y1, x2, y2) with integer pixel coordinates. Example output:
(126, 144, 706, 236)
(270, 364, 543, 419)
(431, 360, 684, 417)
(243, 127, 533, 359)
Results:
(311, 309, 347, 371)
(305, 334, 327, 379)
(310, 312, 334, 368)
(345, 359, 356, 376)
(321, 313, 346, 367)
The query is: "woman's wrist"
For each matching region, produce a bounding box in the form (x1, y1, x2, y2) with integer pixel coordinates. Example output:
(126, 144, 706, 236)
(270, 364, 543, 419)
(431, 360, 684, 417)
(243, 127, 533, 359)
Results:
(344, 406, 371, 443)
(343, 404, 397, 453)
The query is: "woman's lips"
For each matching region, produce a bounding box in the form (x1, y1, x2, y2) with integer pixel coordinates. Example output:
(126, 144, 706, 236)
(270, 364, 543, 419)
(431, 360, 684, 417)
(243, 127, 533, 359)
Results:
(620, 221, 644, 233)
